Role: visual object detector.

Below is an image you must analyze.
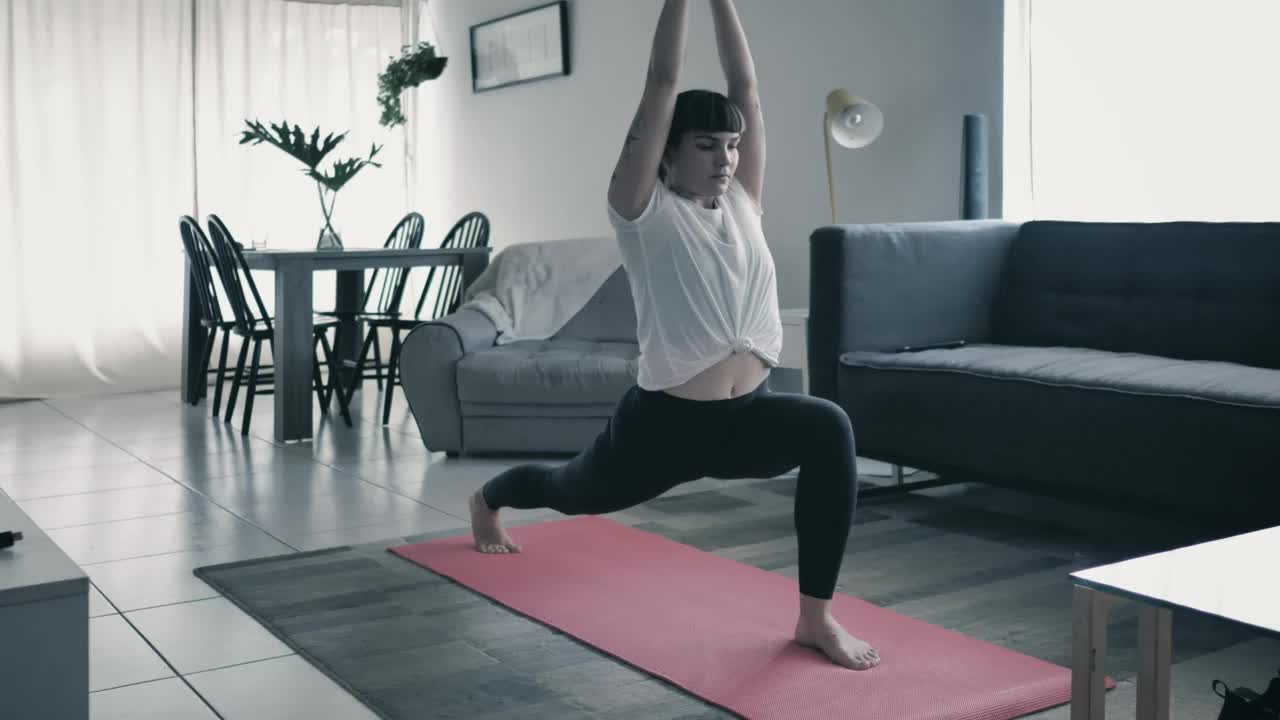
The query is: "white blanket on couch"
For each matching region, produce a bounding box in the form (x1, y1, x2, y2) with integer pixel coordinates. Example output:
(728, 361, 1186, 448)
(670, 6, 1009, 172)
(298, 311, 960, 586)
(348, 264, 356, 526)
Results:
(459, 236, 622, 345)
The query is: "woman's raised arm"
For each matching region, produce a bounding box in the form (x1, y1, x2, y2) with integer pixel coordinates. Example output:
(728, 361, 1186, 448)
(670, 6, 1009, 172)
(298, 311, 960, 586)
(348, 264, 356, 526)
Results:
(711, 0, 765, 206)
(607, 0, 689, 221)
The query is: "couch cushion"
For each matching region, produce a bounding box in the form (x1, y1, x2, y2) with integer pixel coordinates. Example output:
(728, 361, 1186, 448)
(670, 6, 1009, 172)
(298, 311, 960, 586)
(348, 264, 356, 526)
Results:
(552, 268, 638, 342)
(991, 221, 1280, 369)
(459, 402, 620, 417)
(457, 339, 639, 405)
(841, 344, 1280, 408)
(837, 344, 1280, 523)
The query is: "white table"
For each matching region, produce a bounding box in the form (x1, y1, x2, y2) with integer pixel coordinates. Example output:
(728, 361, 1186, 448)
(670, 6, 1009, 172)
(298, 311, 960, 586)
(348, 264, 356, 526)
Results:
(1070, 525, 1280, 719)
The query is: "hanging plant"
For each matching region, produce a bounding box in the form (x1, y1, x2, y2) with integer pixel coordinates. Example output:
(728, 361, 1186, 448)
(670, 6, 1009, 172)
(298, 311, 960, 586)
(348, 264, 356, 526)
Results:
(377, 41, 448, 127)
(238, 119, 382, 248)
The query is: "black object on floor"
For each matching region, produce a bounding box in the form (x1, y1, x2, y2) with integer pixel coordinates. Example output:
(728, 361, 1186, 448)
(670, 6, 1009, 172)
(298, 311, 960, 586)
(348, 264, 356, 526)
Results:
(0, 530, 23, 549)
(1214, 674, 1280, 720)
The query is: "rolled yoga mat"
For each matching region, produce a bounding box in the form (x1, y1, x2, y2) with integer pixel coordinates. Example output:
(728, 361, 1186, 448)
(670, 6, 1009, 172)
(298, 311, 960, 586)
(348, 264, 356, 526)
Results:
(962, 113, 989, 220)
(391, 516, 1105, 720)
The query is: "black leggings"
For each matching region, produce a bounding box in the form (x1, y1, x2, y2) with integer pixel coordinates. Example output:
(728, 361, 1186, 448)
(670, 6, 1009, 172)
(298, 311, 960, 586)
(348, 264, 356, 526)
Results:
(480, 378, 859, 600)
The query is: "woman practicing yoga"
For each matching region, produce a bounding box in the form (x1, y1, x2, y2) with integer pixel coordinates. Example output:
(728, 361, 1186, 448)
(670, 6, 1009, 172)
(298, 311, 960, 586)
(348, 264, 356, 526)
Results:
(469, 0, 880, 671)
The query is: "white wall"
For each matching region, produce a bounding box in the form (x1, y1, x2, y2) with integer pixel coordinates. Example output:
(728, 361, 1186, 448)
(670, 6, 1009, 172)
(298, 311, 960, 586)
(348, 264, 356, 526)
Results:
(413, 0, 1003, 309)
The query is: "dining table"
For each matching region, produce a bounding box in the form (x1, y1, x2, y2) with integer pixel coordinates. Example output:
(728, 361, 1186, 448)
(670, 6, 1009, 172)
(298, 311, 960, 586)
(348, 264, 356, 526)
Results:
(181, 246, 492, 443)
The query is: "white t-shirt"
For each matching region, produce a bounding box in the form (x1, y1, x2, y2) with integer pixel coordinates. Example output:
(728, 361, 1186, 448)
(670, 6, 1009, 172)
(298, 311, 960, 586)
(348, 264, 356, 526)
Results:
(606, 176, 783, 391)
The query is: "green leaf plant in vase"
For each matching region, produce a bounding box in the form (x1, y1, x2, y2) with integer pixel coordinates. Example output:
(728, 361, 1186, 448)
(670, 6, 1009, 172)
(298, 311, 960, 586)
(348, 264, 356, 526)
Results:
(377, 41, 448, 128)
(238, 120, 382, 250)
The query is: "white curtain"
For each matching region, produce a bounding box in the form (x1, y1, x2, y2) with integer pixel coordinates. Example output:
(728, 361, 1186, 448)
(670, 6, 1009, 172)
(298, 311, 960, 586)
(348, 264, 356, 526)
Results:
(0, 0, 195, 398)
(195, 0, 406, 261)
(1003, 0, 1280, 222)
(1, 0, 422, 398)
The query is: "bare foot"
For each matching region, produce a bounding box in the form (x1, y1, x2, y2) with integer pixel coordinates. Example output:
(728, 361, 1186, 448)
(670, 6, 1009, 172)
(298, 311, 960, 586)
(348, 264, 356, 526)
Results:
(469, 489, 522, 554)
(794, 614, 881, 671)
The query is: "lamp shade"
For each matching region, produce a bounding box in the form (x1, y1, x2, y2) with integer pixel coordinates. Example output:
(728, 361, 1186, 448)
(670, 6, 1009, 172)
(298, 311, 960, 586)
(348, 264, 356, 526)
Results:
(825, 89, 883, 149)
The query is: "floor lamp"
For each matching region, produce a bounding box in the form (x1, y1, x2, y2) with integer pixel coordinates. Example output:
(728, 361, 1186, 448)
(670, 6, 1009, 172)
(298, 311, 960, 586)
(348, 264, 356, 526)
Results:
(823, 89, 884, 224)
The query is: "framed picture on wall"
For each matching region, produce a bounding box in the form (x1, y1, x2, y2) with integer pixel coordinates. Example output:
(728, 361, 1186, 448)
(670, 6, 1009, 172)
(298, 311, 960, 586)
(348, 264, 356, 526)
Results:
(470, 1, 571, 93)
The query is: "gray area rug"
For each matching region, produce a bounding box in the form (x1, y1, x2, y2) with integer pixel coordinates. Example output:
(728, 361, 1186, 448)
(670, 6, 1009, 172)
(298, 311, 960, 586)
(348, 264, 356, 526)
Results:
(194, 477, 1276, 720)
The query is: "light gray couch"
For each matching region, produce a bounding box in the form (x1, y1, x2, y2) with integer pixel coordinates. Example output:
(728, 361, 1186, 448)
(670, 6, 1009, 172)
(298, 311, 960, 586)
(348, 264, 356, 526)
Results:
(399, 268, 640, 456)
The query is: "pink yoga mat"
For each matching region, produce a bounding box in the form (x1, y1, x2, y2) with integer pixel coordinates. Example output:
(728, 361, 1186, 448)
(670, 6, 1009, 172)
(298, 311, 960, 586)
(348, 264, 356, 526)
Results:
(391, 516, 1099, 720)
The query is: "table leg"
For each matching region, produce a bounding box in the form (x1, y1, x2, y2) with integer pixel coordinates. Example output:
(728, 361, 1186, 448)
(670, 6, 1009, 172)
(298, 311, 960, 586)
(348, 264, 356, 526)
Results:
(274, 265, 314, 443)
(1136, 604, 1172, 720)
(334, 270, 364, 390)
(461, 252, 487, 296)
(1072, 585, 1110, 720)
(181, 259, 205, 404)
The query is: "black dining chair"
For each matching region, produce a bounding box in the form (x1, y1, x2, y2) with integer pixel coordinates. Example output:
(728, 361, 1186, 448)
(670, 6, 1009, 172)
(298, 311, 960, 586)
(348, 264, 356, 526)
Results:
(345, 211, 490, 425)
(205, 214, 353, 435)
(178, 216, 240, 417)
(317, 212, 425, 396)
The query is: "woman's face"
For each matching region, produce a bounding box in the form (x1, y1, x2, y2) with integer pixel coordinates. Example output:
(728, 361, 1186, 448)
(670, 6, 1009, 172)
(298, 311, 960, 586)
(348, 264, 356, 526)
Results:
(664, 131, 740, 197)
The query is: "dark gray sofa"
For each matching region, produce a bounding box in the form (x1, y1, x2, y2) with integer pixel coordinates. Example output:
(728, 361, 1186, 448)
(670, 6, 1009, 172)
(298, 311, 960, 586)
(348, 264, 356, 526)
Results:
(808, 220, 1280, 525)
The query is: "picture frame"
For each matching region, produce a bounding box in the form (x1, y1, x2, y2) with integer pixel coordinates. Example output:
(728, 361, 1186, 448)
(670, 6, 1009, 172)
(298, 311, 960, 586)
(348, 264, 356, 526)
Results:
(470, 1, 571, 93)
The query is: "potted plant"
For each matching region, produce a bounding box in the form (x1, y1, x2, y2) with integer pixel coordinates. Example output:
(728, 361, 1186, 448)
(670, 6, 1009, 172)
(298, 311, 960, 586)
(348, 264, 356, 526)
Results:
(377, 41, 448, 128)
(238, 120, 382, 250)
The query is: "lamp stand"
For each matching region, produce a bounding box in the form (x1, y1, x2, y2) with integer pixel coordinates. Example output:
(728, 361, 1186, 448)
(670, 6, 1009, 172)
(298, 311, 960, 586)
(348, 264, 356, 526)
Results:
(823, 111, 837, 224)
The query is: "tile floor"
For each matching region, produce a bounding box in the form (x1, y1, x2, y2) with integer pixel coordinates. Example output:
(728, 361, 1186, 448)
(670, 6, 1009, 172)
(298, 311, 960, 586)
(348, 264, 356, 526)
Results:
(0, 387, 578, 719)
(4, 385, 807, 719)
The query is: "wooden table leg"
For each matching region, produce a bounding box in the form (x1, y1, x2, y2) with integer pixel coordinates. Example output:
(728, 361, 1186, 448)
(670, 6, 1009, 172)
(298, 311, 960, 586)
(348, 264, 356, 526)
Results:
(1072, 585, 1110, 720)
(1136, 604, 1172, 720)
(273, 263, 313, 443)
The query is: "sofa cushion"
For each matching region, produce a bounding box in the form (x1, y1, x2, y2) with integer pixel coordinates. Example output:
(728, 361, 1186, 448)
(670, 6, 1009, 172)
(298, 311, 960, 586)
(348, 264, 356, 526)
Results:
(552, 267, 638, 342)
(837, 344, 1280, 522)
(457, 339, 639, 405)
(991, 221, 1280, 369)
(459, 402, 620, 417)
(841, 344, 1280, 409)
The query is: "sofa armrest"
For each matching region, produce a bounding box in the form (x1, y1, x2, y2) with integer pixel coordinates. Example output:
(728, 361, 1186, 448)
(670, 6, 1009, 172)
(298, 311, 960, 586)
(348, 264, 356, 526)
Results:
(807, 220, 1019, 401)
(398, 307, 498, 454)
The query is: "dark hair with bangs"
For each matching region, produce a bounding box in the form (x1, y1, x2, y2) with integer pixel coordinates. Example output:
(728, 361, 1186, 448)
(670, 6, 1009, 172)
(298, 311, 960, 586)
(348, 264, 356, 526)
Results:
(659, 89, 745, 181)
